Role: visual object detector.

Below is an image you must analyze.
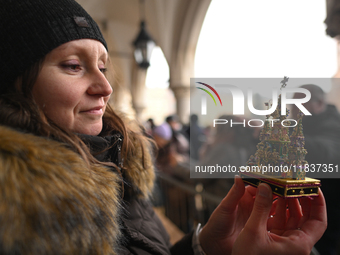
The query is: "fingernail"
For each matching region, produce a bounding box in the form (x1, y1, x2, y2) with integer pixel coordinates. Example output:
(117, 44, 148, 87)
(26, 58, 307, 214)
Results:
(258, 183, 270, 198)
(234, 175, 240, 187)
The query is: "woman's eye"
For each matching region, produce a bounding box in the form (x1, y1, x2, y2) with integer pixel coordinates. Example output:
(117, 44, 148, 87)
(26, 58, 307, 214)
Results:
(100, 68, 107, 73)
(70, 65, 80, 70)
(61, 64, 81, 72)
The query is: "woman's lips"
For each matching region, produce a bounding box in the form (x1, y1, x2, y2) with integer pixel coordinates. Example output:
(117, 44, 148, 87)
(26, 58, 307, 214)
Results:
(81, 106, 104, 114)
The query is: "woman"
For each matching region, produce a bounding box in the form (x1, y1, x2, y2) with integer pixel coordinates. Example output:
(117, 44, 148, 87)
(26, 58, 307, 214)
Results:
(0, 1, 327, 254)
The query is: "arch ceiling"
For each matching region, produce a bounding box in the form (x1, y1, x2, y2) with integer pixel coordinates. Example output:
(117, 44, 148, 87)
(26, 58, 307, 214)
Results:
(77, 0, 211, 122)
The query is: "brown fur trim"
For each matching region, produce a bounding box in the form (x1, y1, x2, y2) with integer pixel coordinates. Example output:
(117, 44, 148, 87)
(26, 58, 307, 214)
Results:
(0, 126, 122, 254)
(114, 115, 156, 199)
(123, 133, 155, 199)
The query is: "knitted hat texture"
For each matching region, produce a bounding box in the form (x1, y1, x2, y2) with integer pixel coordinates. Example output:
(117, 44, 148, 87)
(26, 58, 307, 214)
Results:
(0, 0, 107, 94)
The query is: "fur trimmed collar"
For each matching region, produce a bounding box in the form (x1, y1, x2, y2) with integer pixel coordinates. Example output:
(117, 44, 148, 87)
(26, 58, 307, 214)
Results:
(79, 131, 156, 200)
(0, 125, 122, 254)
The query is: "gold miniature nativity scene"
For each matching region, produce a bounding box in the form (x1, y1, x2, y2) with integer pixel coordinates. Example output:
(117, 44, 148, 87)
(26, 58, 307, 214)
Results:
(240, 80, 320, 198)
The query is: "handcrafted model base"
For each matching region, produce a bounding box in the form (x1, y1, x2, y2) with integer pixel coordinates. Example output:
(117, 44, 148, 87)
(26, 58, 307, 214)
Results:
(240, 172, 320, 198)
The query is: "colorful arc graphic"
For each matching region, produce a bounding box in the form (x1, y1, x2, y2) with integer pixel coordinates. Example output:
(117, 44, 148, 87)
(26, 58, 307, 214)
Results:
(197, 87, 217, 105)
(196, 82, 223, 106)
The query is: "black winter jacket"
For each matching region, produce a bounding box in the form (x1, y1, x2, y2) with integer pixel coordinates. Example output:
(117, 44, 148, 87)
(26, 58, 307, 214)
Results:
(81, 134, 195, 255)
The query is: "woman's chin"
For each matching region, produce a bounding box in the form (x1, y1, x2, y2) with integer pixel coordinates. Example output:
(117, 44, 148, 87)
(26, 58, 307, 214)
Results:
(73, 122, 103, 136)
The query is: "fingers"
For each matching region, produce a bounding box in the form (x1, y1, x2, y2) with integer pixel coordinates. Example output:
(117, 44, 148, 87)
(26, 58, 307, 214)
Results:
(218, 175, 245, 216)
(286, 198, 302, 230)
(267, 197, 303, 234)
(244, 183, 273, 233)
(267, 197, 286, 233)
(199, 175, 247, 249)
(269, 198, 278, 216)
(245, 185, 257, 197)
(307, 189, 327, 222)
(299, 189, 327, 243)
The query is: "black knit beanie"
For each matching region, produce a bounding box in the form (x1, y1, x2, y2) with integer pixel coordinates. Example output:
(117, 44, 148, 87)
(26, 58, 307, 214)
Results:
(0, 0, 107, 95)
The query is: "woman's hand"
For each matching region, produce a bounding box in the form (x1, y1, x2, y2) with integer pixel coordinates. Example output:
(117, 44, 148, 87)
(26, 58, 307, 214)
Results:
(199, 175, 259, 254)
(199, 176, 327, 255)
(232, 183, 327, 255)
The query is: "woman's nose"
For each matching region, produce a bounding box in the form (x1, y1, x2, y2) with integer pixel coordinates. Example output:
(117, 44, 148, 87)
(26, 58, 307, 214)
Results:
(87, 71, 112, 97)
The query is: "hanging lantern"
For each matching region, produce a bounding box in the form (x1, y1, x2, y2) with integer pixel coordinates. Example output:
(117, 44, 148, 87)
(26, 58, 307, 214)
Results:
(133, 21, 155, 69)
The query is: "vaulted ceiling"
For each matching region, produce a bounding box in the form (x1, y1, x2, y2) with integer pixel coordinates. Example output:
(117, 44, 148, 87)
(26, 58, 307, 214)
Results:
(77, 0, 340, 121)
(77, 0, 211, 122)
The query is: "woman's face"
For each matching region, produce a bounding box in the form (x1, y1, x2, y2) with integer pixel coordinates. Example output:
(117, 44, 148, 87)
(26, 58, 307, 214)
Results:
(32, 39, 112, 135)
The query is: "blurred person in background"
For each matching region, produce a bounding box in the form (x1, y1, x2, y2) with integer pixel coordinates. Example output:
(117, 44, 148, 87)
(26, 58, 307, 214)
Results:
(198, 115, 257, 215)
(188, 114, 206, 161)
(166, 114, 190, 158)
(292, 84, 340, 255)
(153, 122, 189, 180)
(145, 117, 156, 136)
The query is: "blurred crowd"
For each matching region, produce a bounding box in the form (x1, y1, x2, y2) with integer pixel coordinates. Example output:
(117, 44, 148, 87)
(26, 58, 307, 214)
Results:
(144, 113, 258, 200)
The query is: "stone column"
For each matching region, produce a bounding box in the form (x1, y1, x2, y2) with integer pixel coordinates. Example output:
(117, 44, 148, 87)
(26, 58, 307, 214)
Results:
(171, 86, 191, 124)
(131, 64, 147, 121)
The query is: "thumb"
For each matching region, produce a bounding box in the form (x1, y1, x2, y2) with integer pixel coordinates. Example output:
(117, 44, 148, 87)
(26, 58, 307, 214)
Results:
(245, 183, 273, 233)
(216, 175, 245, 216)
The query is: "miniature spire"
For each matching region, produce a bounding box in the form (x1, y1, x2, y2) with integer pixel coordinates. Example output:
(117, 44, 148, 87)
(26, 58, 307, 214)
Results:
(280, 76, 289, 89)
(246, 77, 307, 180)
